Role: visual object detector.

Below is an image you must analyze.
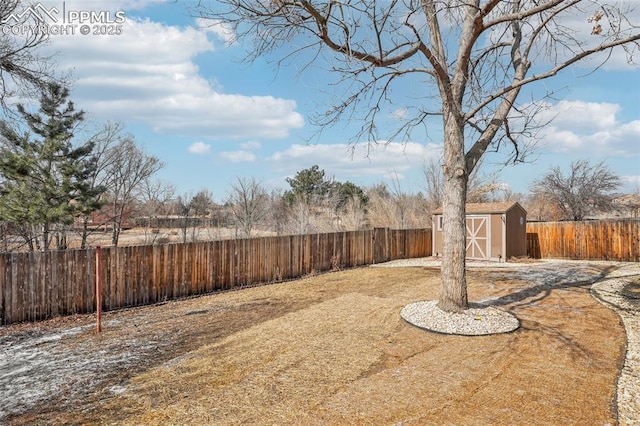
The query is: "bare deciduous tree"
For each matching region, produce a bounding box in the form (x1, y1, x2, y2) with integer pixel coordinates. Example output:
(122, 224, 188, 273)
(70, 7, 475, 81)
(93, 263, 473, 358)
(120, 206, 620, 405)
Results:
(424, 160, 443, 213)
(138, 179, 175, 244)
(267, 189, 288, 236)
(531, 159, 621, 221)
(467, 164, 503, 203)
(365, 182, 429, 229)
(174, 189, 215, 243)
(227, 177, 269, 237)
(176, 192, 194, 243)
(388, 172, 422, 229)
(76, 121, 124, 248)
(334, 193, 367, 230)
(197, 0, 640, 311)
(104, 137, 163, 246)
(365, 184, 398, 229)
(284, 195, 313, 234)
(523, 191, 562, 221)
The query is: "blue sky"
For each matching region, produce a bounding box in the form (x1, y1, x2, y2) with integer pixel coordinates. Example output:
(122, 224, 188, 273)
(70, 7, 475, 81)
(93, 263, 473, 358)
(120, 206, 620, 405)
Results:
(19, 1, 640, 201)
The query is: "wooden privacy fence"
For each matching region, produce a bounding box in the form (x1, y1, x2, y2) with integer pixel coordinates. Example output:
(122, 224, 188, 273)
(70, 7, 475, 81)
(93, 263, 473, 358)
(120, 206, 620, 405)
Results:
(4, 219, 637, 325)
(526, 219, 640, 262)
(0, 228, 432, 325)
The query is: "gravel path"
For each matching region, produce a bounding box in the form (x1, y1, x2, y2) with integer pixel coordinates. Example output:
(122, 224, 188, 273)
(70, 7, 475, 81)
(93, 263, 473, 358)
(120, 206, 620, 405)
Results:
(591, 263, 640, 425)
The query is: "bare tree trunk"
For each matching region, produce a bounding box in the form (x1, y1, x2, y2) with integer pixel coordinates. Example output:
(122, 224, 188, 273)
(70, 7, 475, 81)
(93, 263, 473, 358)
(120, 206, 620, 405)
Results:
(55, 229, 67, 250)
(181, 217, 188, 243)
(111, 201, 119, 246)
(0, 223, 6, 252)
(80, 216, 89, 249)
(438, 112, 469, 312)
(42, 223, 50, 254)
(191, 224, 198, 243)
(26, 226, 38, 252)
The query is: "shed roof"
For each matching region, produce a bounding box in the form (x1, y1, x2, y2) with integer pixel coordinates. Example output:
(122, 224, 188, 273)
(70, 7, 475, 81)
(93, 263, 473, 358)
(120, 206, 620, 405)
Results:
(433, 201, 526, 215)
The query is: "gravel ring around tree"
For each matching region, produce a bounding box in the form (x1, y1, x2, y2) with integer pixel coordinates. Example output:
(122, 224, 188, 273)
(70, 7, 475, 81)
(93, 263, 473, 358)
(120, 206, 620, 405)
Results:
(400, 300, 520, 336)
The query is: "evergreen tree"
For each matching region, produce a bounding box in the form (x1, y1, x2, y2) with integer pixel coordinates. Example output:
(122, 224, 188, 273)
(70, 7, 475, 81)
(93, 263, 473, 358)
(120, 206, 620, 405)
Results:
(331, 181, 369, 211)
(284, 165, 332, 206)
(0, 82, 103, 251)
(284, 165, 368, 210)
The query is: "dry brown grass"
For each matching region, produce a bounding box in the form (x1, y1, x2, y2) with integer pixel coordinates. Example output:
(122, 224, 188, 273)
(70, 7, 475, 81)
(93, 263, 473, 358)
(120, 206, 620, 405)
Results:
(6, 264, 625, 425)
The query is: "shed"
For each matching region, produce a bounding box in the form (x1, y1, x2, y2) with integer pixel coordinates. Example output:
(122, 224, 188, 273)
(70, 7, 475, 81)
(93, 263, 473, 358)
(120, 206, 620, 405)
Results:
(432, 202, 527, 261)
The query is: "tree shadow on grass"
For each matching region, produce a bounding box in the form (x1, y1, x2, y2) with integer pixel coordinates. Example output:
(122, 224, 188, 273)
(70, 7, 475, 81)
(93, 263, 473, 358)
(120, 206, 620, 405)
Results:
(471, 264, 621, 310)
(469, 264, 630, 362)
(591, 271, 640, 314)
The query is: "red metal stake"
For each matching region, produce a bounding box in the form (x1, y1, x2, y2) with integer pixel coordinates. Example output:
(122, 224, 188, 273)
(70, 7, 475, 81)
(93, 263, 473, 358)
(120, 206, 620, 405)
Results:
(96, 246, 102, 333)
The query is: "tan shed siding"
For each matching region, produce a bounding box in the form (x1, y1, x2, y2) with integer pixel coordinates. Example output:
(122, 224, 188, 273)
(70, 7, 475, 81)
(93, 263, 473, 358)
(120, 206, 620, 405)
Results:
(505, 205, 527, 258)
(433, 214, 444, 255)
(490, 214, 503, 259)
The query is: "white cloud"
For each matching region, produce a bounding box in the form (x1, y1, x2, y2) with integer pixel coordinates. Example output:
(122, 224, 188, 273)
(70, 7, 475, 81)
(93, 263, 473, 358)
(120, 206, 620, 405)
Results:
(268, 141, 442, 178)
(622, 175, 640, 186)
(43, 17, 304, 139)
(535, 100, 620, 131)
(383, 170, 405, 180)
(240, 141, 262, 150)
(40, 0, 162, 11)
(196, 17, 235, 45)
(392, 108, 408, 119)
(188, 141, 211, 155)
(219, 151, 256, 162)
(530, 100, 640, 155)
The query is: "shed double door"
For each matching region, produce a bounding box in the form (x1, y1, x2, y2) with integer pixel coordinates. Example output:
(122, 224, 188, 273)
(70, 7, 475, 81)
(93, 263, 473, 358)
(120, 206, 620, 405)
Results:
(466, 215, 490, 260)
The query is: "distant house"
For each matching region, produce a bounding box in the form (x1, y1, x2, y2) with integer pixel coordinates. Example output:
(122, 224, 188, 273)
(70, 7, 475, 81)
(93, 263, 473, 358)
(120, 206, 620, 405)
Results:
(432, 202, 527, 261)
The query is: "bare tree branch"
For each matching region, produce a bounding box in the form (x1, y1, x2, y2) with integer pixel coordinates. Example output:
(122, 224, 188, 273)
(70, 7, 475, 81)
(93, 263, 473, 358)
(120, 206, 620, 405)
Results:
(0, 0, 60, 110)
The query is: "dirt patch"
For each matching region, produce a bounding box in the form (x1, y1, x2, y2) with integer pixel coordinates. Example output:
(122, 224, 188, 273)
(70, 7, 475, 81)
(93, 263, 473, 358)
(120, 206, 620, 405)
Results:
(0, 262, 626, 425)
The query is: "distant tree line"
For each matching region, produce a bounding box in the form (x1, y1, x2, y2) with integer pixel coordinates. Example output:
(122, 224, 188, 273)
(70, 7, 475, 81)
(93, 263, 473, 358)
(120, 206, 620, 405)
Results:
(0, 108, 629, 253)
(0, 84, 626, 252)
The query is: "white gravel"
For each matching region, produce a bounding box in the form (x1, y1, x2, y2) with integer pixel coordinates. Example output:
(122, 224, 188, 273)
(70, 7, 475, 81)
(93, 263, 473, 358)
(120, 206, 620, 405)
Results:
(371, 257, 535, 269)
(400, 300, 520, 336)
(590, 263, 640, 425)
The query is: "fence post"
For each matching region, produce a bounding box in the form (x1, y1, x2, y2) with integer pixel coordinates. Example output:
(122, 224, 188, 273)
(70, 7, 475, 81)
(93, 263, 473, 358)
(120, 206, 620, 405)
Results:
(96, 246, 102, 333)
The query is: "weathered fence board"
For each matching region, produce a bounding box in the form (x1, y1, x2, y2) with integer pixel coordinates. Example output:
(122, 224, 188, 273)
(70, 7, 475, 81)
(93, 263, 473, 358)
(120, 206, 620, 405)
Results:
(526, 219, 640, 262)
(0, 228, 432, 325)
